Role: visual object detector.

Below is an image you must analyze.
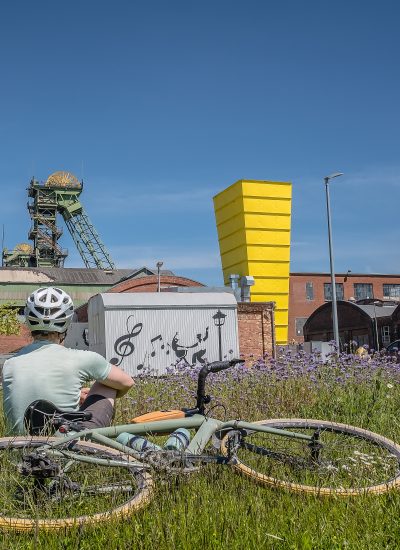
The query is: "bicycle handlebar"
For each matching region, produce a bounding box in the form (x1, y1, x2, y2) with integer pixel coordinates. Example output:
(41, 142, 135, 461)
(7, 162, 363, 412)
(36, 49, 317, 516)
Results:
(195, 359, 244, 413)
(207, 359, 243, 373)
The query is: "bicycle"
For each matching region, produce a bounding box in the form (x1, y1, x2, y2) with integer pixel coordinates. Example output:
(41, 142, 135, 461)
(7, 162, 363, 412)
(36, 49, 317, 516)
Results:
(1, 359, 400, 532)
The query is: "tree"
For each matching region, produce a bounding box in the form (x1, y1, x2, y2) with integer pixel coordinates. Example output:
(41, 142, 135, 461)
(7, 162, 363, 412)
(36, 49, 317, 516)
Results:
(0, 304, 20, 335)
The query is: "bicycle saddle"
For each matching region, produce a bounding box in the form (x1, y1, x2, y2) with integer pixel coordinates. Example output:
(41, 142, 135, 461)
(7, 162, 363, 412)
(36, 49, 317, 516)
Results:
(24, 399, 93, 435)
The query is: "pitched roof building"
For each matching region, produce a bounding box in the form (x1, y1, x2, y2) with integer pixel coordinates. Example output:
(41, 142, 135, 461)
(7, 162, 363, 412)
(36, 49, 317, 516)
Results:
(0, 266, 174, 309)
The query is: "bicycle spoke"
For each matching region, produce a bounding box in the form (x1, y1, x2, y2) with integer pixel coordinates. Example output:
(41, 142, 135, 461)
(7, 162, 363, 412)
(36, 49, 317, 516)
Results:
(223, 420, 400, 495)
(0, 438, 152, 525)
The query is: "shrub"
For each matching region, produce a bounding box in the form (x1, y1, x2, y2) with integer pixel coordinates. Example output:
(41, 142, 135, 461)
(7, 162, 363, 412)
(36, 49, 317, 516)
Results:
(0, 303, 20, 335)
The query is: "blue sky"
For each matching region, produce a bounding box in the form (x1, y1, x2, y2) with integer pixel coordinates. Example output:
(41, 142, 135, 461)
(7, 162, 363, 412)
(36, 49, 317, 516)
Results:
(0, 1, 399, 285)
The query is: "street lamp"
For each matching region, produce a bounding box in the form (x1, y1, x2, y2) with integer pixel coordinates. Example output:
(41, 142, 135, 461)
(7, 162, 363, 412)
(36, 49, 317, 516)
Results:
(324, 172, 344, 350)
(372, 300, 380, 351)
(213, 309, 227, 360)
(156, 261, 163, 293)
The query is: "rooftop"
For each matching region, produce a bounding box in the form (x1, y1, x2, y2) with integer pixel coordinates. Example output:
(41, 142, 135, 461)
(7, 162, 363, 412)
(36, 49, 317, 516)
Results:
(0, 266, 173, 285)
(0, 266, 175, 307)
(356, 304, 398, 319)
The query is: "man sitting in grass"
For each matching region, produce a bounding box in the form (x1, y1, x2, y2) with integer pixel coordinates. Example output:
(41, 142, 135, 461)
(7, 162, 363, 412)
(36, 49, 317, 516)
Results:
(2, 286, 133, 435)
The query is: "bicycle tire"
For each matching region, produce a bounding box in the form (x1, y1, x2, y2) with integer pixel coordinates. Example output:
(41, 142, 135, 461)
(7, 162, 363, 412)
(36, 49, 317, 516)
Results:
(221, 418, 400, 496)
(0, 436, 154, 532)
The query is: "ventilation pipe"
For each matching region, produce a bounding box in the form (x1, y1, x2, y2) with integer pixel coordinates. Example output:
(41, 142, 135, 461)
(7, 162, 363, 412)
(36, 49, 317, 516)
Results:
(240, 276, 255, 303)
(229, 274, 241, 301)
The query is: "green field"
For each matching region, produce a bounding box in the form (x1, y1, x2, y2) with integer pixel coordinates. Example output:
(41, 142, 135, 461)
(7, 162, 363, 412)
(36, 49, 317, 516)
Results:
(1, 351, 400, 549)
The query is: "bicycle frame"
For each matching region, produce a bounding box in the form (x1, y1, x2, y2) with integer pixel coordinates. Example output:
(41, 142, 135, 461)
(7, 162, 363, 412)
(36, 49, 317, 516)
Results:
(37, 414, 313, 469)
(31, 359, 315, 469)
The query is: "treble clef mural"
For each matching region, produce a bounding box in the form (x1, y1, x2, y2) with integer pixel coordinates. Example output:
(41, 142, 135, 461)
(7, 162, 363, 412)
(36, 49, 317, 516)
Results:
(110, 315, 143, 366)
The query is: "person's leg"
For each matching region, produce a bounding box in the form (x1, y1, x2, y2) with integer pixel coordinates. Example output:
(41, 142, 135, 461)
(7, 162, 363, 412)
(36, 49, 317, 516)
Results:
(79, 382, 116, 429)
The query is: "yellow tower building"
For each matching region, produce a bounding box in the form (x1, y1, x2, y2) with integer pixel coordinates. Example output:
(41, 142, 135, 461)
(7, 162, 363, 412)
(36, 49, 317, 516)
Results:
(213, 179, 292, 345)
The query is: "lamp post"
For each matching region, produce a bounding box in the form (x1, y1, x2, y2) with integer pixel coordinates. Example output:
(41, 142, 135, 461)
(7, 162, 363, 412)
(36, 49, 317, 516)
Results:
(344, 269, 351, 283)
(372, 301, 380, 351)
(324, 172, 344, 350)
(156, 261, 163, 293)
(213, 309, 227, 360)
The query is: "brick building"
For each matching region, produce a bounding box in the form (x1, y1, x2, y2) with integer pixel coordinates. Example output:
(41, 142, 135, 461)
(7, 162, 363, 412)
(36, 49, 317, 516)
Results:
(289, 272, 400, 342)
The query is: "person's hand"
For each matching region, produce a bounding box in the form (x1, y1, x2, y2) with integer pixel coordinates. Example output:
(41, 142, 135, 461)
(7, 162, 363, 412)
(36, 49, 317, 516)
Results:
(80, 387, 91, 405)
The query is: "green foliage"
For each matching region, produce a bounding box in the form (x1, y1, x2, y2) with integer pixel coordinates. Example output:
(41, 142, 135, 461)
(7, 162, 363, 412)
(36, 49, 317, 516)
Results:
(0, 303, 20, 335)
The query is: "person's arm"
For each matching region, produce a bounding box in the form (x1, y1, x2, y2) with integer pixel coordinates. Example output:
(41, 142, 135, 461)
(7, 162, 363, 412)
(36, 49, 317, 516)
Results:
(101, 365, 134, 397)
(80, 386, 91, 405)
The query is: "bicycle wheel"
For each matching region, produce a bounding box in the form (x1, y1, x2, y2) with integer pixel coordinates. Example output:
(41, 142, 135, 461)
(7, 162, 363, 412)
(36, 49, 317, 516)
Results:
(221, 419, 400, 496)
(0, 436, 154, 532)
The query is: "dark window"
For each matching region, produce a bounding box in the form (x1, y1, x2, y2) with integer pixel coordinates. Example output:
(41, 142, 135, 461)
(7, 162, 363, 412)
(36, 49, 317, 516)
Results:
(305, 282, 314, 301)
(324, 283, 344, 301)
(383, 284, 400, 298)
(354, 283, 373, 300)
(382, 326, 391, 345)
(295, 317, 308, 336)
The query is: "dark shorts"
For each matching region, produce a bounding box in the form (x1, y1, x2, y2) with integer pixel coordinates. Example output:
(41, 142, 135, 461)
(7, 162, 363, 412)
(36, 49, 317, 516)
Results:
(79, 394, 114, 429)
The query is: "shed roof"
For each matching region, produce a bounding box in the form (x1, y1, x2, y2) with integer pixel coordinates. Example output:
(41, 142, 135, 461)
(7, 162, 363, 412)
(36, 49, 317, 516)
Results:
(356, 304, 397, 319)
(91, 292, 237, 309)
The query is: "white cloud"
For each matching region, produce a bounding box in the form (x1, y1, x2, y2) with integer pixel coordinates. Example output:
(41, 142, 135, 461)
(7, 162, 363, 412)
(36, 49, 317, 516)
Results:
(346, 166, 400, 187)
(291, 240, 313, 247)
(88, 185, 216, 215)
(291, 230, 400, 274)
(109, 245, 221, 270)
(291, 165, 400, 189)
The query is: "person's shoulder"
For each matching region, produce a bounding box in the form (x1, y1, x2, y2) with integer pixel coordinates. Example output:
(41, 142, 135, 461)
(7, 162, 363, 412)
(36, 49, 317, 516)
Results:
(64, 348, 110, 377)
(5, 342, 40, 362)
(3, 355, 15, 370)
(13, 343, 37, 356)
(62, 348, 107, 362)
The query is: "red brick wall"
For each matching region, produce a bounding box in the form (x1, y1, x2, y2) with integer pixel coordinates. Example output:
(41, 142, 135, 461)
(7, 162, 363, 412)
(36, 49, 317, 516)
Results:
(237, 302, 275, 361)
(0, 323, 32, 354)
(109, 275, 204, 293)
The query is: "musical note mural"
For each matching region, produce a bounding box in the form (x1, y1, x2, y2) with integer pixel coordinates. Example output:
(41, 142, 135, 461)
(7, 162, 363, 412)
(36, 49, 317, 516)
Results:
(108, 313, 236, 375)
(150, 334, 168, 357)
(110, 315, 143, 366)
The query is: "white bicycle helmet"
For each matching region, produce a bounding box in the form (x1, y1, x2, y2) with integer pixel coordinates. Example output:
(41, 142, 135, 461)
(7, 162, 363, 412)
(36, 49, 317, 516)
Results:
(25, 287, 74, 333)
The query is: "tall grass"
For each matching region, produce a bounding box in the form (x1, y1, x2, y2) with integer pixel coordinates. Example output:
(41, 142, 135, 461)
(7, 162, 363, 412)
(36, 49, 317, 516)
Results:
(1, 348, 400, 549)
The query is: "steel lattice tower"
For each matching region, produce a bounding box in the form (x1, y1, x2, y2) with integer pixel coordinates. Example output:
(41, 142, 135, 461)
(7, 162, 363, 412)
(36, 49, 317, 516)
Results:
(24, 171, 115, 269)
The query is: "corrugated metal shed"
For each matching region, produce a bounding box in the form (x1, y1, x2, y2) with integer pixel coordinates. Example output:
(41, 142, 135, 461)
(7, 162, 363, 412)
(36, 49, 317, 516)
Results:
(87, 292, 239, 376)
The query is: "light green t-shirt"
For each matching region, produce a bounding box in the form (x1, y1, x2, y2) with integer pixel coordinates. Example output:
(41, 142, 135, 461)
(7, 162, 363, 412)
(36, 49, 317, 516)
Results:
(2, 342, 112, 435)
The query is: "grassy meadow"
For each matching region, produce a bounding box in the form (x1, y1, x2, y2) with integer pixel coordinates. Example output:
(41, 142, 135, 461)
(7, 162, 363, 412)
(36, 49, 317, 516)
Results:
(2, 348, 400, 549)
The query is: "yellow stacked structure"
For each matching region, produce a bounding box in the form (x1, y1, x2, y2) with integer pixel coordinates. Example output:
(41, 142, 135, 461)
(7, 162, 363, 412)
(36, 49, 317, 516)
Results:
(213, 179, 292, 345)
